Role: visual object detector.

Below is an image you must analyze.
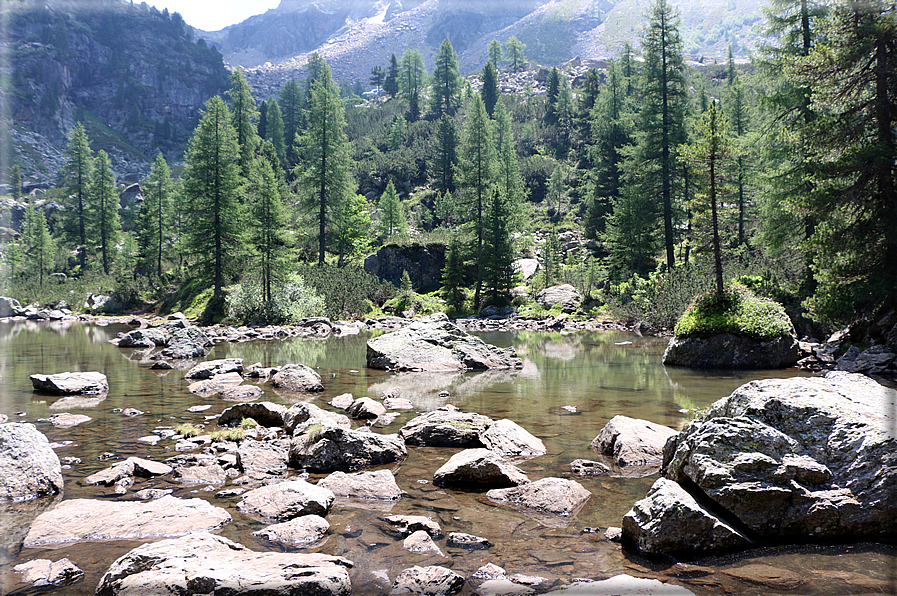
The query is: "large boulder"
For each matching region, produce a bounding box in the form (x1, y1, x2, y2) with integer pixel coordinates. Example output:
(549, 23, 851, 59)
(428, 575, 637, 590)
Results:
(237, 439, 290, 472)
(30, 371, 108, 395)
(366, 313, 522, 372)
(486, 478, 591, 519)
(283, 402, 351, 434)
(536, 284, 582, 313)
(624, 372, 897, 558)
(23, 496, 231, 546)
(218, 401, 288, 428)
(271, 363, 325, 392)
(590, 415, 678, 467)
(0, 423, 63, 500)
(364, 242, 446, 293)
(154, 326, 212, 359)
(318, 469, 404, 501)
(0, 296, 23, 317)
(252, 515, 330, 545)
(662, 333, 799, 369)
(433, 449, 530, 488)
(184, 358, 243, 380)
(391, 565, 464, 596)
(399, 409, 493, 447)
(85, 293, 123, 314)
(95, 533, 352, 596)
(480, 419, 546, 456)
(289, 426, 407, 472)
(237, 479, 334, 521)
(117, 327, 169, 348)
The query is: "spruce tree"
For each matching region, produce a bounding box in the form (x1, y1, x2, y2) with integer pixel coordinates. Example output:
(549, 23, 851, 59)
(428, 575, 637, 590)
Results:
(482, 189, 515, 307)
(265, 97, 286, 165)
(182, 96, 245, 301)
(488, 39, 503, 68)
(246, 152, 291, 307)
(369, 65, 386, 94)
(137, 154, 173, 278)
(441, 233, 466, 314)
(279, 78, 304, 167)
(634, 0, 688, 269)
(59, 122, 93, 270)
(22, 204, 54, 287)
(89, 150, 121, 276)
(377, 180, 407, 241)
(294, 59, 354, 264)
(431, 38, 461, 117)
(604, 179, 661, 277)
(458, 94, 496, 309)
(258, 100, 268, 140)
(400, 49, 428, 122)
(541, 228, 562, 288)
(335, 193, 371, 266)
(384, 54, 400, 98)
(388, 115, 407, 151)
(10, 164, 22, 200)
(505, 36, 526, 71)
(481, 61, 500, 117)
(493, 100, 525, 226)
(227, 67, 260, 175)
(545, 67, 561, 125)
(433, 114, 458, 194)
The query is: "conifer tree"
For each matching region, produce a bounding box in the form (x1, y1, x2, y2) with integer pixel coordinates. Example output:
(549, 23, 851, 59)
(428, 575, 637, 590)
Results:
(246, 152, 291, 306)
(265, 97, 286, 164)
(377, 180, 407, 241)
(400, 49, 428, 122)
(279, 78, 304, 166)
(493, 101, 525, 224)
(458, 94, 496, 308)
(335, 193, 371, 266)
(258, 100, 268, 140)
(505, 36, 526, 71)
(294, 59, 354, 264)
(59, 122, 93, 270)
(541, 228, 562, 287)
(634, 0, 688, 269)
(726, 80, 751, 246)
(22, 204, 54, 287)
(388, 115, 407, 151)
(384, 54, 400, 98)
(431, 38, 461, 117)
(89, 150, 120, 276)
(604, 178, 661, 277)
(547, 165, 568, 217)
(488, 39, 503, 68)
(482, 189, 515, 306)
(227, 67, 260, 175)
(182, 96, 245, 301)
(433, 114, 458, 194)
(545, 68, 561, 125)
(369, 65, 386, 94)
(137, 154, 173, 278)
(620, 41, 638, 97)
(441, 233, 466, 314)
(554, 75, 575, 156)
(481, 61, 500, 117)
(10, 164, 22, 200)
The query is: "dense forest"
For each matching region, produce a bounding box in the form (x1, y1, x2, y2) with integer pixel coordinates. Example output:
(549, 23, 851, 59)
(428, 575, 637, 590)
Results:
(2, 0, 895, 335)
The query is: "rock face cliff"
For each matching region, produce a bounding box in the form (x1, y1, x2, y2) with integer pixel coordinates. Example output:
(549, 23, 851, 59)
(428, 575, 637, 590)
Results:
(6, 0, 230, 182)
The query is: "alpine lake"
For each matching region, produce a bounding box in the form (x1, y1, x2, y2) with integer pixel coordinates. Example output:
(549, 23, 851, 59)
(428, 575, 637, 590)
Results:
(1, 319, 895, 595)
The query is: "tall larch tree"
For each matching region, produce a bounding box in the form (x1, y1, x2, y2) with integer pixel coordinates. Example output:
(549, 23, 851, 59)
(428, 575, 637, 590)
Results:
(294, 59, 354, 264)
(635, 0, 688, 269)
(227, 67, 260, 175)
(22, 204, 54, 287)
(481, 61, 500, 117)
(458, 94, 497, 309)
(182, 96, 245, 302)
(505, 36, 526, 71)
(493, 100, 525, 225)
(400, 49, 428, 122)
(384, 54, 400, 98)
(89, 150, 120, 276)
(377, 180, 407, 241)
(246, 151, 291, 307)
(433, 114, 458, 194)
(488, 39, 503, 68)
(265, 97, 286, 165)
(482, 189, 515, 307)
(59, 122, 93, 271)
(431, 38, 461, 117)
(279, 78, 304, 167)
(137, 154, 173, 278)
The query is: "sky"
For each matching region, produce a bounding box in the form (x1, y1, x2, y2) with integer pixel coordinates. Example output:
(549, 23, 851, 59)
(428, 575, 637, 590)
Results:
(148, 1, 281, 32)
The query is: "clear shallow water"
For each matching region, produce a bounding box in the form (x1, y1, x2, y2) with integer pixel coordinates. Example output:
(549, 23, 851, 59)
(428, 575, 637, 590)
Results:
(1, 320, 894, 595)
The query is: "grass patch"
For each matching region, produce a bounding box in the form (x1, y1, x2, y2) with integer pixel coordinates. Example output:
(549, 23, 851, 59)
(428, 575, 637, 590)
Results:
(673, 283, 793, 341)
(210, 427, 247, 442)
(175, 423, 203, 438)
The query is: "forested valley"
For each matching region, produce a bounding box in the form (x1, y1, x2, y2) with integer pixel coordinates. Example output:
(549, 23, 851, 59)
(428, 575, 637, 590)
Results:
(3, 0, 895, 338)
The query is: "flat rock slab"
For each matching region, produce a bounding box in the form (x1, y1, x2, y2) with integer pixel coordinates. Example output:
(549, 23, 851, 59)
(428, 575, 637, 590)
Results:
(252, 514, 330, 545)
(0, 423, 63, 500)
(23, 496, 231, 546)
(541, 575, 695, 595)
(184, 358, 243, 380)
(14, 558, 84, 587)
(95, 533, 352, 596)
(187, 372, 243, 394)
(46, 413, 92, 427)
(433, 449, 529, 488)
(403, 530, 444, 556)
(486, 478, 591, 520)
(721, 564, 805, 590)
(391, 565, 464, 595)
(318, 469, 404, 501)
(237, 479, 334, 521)
(30, 372, 108, 395)
(591, 415, 677, 467)
(366, 313, 522, 372)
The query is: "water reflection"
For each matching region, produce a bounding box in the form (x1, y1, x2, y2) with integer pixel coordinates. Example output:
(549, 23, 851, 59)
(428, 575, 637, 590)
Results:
(1, 321, 894, 596)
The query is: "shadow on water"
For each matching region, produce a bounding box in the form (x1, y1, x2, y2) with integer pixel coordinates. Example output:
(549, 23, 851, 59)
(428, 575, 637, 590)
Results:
(1, 320, 894, 595)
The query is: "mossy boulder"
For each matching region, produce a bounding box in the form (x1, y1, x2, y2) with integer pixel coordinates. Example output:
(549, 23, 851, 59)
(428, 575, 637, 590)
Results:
(663, 284, 798, 369)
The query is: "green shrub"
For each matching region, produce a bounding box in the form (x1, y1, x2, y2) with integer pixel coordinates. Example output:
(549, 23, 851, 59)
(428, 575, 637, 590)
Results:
(673, 283, 793, 340)
(606, 265, 712, 329)
(295, 263, 395, 320)
(226, 273, 324, 325)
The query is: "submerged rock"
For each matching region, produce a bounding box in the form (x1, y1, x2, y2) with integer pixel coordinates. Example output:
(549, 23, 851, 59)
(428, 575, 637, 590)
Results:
(23, 496, 231, 546)
(624, 371, 897, 557)
(486, 478, 591, 519)
(0, 423, 63, 500)
(30, 371, 108, 395)
(14, 558, 84, 587)
(318, 469, 404, 501)
(237, 479, 334, 521)
(271, 363, 324, 392)
(252, 514, 330, 545)
(94, 533, 352, 596)
(366, 313, 522, 372)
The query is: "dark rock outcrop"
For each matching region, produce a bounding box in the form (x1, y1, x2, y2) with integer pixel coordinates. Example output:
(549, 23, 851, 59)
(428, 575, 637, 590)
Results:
(433, 449, 530, 488)
(399, 409, 493, 447)
(662, 333, 799, 369)
(364, 243, 446, 293)
(366, 313, 523, 372)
